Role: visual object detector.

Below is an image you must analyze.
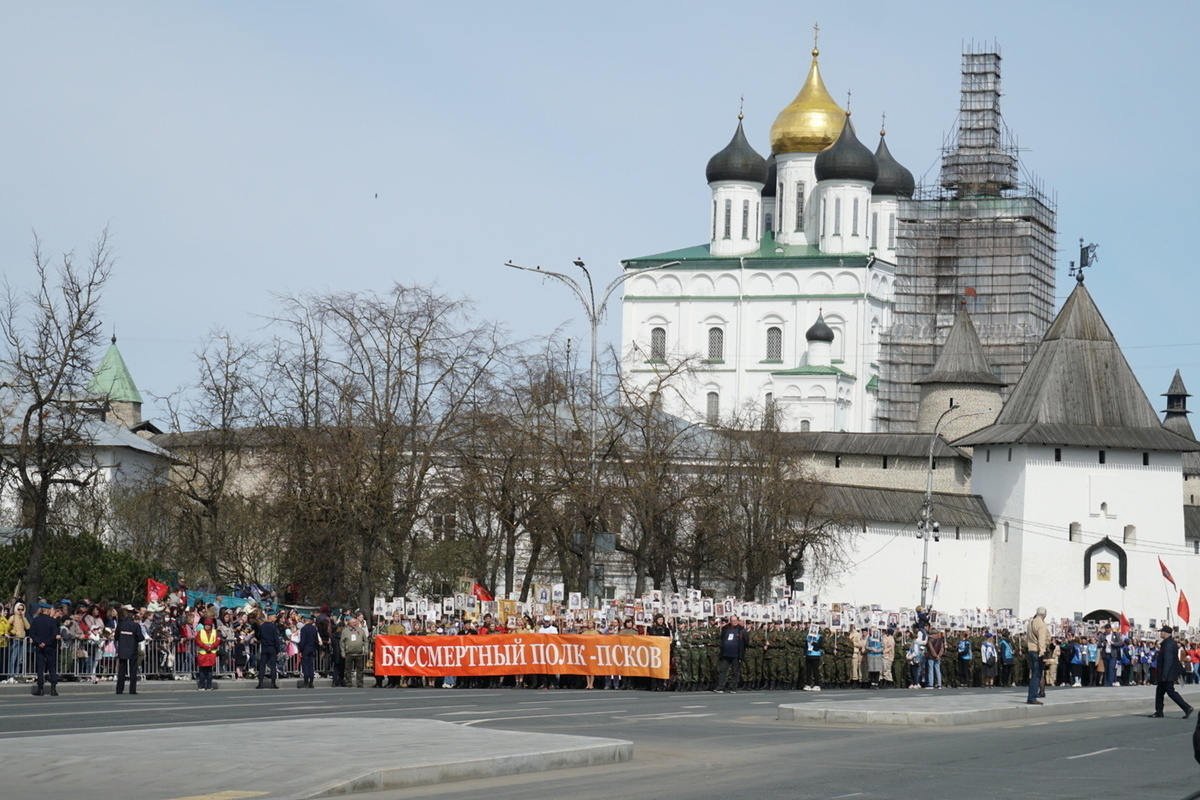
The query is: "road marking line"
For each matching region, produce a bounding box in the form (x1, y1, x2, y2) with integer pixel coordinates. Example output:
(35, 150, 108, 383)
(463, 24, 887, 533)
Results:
(1066, 747, 1118, 760)
(160, 792, 268, 800)
(751, 701, 773, 705)
(457, 710, 623, 727)
(680, 705, 707, 709)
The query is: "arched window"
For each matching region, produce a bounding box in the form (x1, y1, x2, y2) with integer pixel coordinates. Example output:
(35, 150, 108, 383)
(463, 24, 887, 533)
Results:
(706, 392, 720, 424)
(800, 420, 811, 432)
(723, 199, 732, 239)
(795, 182, 806, 232)
(741, 199, 750, 239)
(833, 198, 842, 235)
(707, 327, 724, 360)
(766, 326, 782, 360)
(852, 197, 860, 235)
(888, 213, 897, 248)
(649, 327, 666, 360)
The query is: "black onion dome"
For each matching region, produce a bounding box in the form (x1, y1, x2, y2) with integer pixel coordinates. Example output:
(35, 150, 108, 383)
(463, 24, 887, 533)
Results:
(806, 312, 835, 343)
(761, 155, 778, 197)
(872, 133, 915, 197)
(814, 116, 878, 183)
(706, 119, 769, 185)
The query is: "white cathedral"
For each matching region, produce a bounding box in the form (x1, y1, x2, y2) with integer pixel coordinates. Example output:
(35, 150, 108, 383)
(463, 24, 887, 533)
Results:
(620, 44, 908, 433)
(615, 43, 1200, 628)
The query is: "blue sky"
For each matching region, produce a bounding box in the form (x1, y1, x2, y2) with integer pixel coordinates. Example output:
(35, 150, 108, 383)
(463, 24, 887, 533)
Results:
(2, 2, 1196, 425)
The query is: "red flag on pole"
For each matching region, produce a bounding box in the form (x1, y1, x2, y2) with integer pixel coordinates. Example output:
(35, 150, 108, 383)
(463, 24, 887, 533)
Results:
(1160, 557, 1178, 588)
(146, 578, 169, 604)
(1179, 591, 1191, 625)
(471, 583, 494, 603)
(1119, 613, 1130, 635)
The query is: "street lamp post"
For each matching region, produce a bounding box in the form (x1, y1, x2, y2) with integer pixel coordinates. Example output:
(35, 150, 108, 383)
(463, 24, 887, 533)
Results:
(918, 405, 992, 608)
(504, 258, 679, 601)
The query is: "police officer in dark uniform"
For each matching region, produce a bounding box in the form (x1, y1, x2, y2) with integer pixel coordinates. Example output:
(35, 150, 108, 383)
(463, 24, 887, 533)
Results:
(29, 603, 60, 696)
(256, 610, 283, 689)
(115, 605, 145, 695)
(298, 614, 318, 689)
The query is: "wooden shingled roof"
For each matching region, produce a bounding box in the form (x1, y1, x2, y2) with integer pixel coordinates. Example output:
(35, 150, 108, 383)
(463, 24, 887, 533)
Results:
(819, 483, 994, 529)
(955, 281, 1199, 451)
(913, 308, 1004, 386)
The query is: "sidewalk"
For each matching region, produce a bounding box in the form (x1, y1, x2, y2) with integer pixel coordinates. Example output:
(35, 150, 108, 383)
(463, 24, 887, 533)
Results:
(1, 717, 632, 800)
(777, 684, 1200, 727)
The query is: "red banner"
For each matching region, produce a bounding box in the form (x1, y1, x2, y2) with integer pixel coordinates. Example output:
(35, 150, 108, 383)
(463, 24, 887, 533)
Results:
(147, 578, 169, 603)
(373, 633, 670, 679)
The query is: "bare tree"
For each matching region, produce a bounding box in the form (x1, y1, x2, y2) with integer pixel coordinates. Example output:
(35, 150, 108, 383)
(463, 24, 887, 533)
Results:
(259, 284, 504, 609)
(0, 230, 113, 608)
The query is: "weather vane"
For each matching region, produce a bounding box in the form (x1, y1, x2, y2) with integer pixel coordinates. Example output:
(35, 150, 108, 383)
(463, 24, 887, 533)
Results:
(1068, 238, 1099, 283)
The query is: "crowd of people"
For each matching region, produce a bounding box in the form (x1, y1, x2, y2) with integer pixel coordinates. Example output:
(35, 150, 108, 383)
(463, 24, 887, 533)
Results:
(5, 596, 1200, 697)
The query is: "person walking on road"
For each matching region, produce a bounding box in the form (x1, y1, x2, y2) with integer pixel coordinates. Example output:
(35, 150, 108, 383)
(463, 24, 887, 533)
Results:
(713, 616, 748, 693)
(1150, 625, 1194, 719)
(1025, 606, 1050, 705)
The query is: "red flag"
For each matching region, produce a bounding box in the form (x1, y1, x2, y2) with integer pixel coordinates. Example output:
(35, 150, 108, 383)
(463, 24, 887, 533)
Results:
(1119, 613, 1130, 635)
(963, 287, 978, 297)
(472, 583, 494, 603)
(146, 578, 169, 603)
(1179, 591, 1191, 625)
(1160, 557, 1177, 588)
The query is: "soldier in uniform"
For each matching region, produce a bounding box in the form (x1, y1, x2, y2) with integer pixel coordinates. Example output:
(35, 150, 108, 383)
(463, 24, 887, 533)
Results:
(881, 628, 896, 688)
(849, 627, 866, 688)
(745, 622, 766, 690)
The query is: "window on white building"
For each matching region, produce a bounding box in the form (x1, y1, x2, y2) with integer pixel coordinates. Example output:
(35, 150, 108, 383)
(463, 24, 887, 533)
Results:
(800, 420, 811, 432)
(766, 326, 782, 360)
(852, 198, 860, 235)
(833, 197, 842, 235)
(706, 391, 720, 424)
(795, 182, 805, 231)
(1124, 525, 1136, 545)
(712, 200, 717, 240)
(871, 211, 878, 244)
(723, 199, 732, 239)
(1069, 522, 1082, 543)
(888, 213, 896, 249)
(707, 327, 724, 360)
(741, 199, 750, 239)
(649, 327, 666, 361)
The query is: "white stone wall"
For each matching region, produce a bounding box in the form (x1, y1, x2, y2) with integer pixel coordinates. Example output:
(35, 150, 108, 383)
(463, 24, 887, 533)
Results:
(869, 195, 899, 263)
(975, 443, 1197, 622)
(812, 522, 993, 612)
(814, 180, 873, 255)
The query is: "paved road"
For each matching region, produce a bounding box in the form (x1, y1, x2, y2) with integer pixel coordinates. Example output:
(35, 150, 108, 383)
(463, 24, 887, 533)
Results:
(4, 683, 1198, 799)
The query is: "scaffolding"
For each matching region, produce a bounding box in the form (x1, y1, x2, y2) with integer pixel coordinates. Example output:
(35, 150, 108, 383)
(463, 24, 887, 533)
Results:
(877, 49, 1057, 431)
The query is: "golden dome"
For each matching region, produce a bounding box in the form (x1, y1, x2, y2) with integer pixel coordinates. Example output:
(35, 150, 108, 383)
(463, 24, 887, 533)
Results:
(769, 49, 846, 154)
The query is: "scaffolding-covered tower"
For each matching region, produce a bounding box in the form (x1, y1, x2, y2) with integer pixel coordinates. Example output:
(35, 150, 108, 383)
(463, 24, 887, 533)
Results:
(877, 49, 1057, 431)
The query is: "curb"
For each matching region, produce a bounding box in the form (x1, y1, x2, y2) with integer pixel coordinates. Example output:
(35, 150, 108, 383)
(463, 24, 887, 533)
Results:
(777, 689, 1200, 727)
(297, 740, 633, 798)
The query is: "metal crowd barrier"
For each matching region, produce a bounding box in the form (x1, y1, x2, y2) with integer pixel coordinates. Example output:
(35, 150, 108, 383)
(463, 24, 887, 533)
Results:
(1, 637, 334, 683)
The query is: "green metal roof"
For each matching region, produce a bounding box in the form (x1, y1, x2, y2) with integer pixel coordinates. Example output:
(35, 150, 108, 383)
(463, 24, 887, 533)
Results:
(866, 375, 879, 391)
(771, 364, 852, 377)
(622, 233, 875, 270)
(88, 341, 143, 404)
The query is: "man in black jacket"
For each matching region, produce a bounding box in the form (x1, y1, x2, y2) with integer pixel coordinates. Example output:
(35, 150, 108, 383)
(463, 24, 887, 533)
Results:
(713, 615, 749, 693)
(298, 615, 319, 689)
(1151, 625, 1194, 718)
(256, 611, 283, 689)
(29, 604, 60, 696)
(115, 605, 145, 695)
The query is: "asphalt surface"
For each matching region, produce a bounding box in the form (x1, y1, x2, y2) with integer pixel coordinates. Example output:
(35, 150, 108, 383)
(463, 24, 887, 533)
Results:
(3, 680, 1200, 800)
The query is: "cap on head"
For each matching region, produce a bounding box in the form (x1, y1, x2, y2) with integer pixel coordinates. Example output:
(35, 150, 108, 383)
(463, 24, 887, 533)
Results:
(1161, 625, 1174, 634)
